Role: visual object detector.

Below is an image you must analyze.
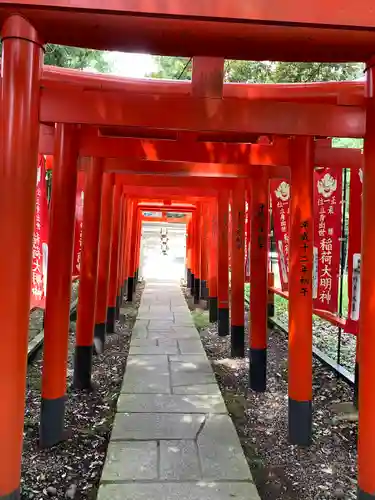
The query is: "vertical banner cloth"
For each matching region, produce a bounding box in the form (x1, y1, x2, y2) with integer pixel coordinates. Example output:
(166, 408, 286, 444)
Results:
(345, 167, 362, 335)
(73, 171, 85, 277)
(270, 180, 290, 291)
(245, 201, 250, 282)
(313, 168, 342, 313)
(30, 156, 49, 309)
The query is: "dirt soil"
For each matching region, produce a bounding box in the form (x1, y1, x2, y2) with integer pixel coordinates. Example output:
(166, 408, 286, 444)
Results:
(184, 288, 358, 500)
(21, 283, 143, 500)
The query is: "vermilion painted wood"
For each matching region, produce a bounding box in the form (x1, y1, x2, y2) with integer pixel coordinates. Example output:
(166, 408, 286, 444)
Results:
(39, 127, 363, 172)
(40, 68, 366, 104)
(269, 287, 346, 329)
(40, 87, 365, 138)
(358, 61, 375, 497)
(0, 15, 42, 498)
(2, 2, 375, 61)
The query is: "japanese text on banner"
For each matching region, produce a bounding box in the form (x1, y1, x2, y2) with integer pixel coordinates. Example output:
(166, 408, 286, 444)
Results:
(313, 169, 342, 313)
(270, 180, 290, 291)
(30, 156, 49, 309)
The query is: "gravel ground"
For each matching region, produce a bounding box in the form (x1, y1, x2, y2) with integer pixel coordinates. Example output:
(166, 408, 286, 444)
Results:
(28, 282, 80, 343)
(274, 298, 356, 374)
(21, 283, 143, 500)
(183, 288, 358, 500)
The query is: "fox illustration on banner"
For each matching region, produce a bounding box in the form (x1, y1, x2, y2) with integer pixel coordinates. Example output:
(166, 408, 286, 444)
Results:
(30, 156, 49, 309)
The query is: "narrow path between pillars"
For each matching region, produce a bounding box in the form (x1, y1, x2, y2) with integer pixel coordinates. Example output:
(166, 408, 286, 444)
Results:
(98, 279, 260, 500)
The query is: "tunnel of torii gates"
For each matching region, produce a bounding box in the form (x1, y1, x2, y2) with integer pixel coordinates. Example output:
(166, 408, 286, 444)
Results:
(5, 7, 375, 500)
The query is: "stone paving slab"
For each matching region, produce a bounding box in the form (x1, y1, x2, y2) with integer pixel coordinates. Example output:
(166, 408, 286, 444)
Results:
(98, 482, 260, 500)
(111, 413, 205, 440)
(100, 279, 260, 500)
(129, 345, 179, 355)
(117, 394, 226, 413)
(102, 441, 158, 481)
(159, 440, 200, 480)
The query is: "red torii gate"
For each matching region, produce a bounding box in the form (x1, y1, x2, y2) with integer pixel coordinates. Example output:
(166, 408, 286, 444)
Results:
(1, 7, 375, 500)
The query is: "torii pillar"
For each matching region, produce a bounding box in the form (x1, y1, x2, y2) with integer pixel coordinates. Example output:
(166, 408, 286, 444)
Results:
(218, 190, 230, 336)
(249, 172, 269, 391)
(73, 158, 103, 389)
(357, 59, 375, 500)
(40, 124, 78, 447)
(288, 136, 314, 446)
(0, 15, 42, 499)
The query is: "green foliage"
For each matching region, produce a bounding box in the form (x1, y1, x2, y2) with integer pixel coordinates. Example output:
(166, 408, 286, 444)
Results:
(150, 57, 363, 84)
(149, 56, 192, 80)
(44, 44, 111, 72)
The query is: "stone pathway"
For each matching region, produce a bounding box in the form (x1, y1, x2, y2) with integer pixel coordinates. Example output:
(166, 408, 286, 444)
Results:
(98, 280, 260, 500)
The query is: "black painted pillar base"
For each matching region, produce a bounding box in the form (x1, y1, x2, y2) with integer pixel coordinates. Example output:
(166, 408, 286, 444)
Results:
(194, 277, 200, 304)
(218, 307, 229, 336)
(208, 297, 218, 322)
(200, 280, 208, 300)
(106, 306, 116, 334)
(93, 323, 106, 355)
(133, 272, 137, 292)
(1, 488, 20, 499)
(73, 345, 93, 390)
(190, 272, 195, 296)
(249, 348, 267, 392)
(231, 325, 245, 358)
(267, 302, 275, 318)
(358, 489, 375, 499)
(288, 398, 312, 446)
(39, 395, 66, 448)
(187, 268, 192, 289)
(115, 294, 121, 320)
(127, 276, 134, 302)
(354, 361, 359, 409)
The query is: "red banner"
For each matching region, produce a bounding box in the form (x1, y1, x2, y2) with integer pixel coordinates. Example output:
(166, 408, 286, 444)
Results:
(245, 201, 250, 282)
(313, 169, 342, 313)
(73, 171, 85, 277)
(270, 180, 290, 291)
(345, 167, 362, 335)
(30, 156, 49, 309)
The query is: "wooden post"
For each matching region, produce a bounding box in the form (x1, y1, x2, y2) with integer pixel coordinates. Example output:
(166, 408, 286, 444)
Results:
(40, 124, 78, 447)
(288, 136, 314, 446)
(107, 183, 122, 333)
(358, 59, 375, 500)
(208, 199, 219, 322)
(0, 15, 42, 498)
(73, 158, 103, 389)
(249, 173, 270, 391)
(218, 190, 230, 336)
(94, 173, 114, 353)
(230, 181, 245, 357)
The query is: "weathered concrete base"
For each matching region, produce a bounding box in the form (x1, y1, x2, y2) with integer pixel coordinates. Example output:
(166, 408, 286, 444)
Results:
(106, 306, 116, 334)
(94, 323, 106, 354)
(98, 279, 260, 500)
(73, 345, 93, 390)
(288, 398, 312, 446)
(218, 307, 229, 336)
(39, 395, 66, 448)
(249, 347, 267, 392)
(231, 324, 245, 357)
